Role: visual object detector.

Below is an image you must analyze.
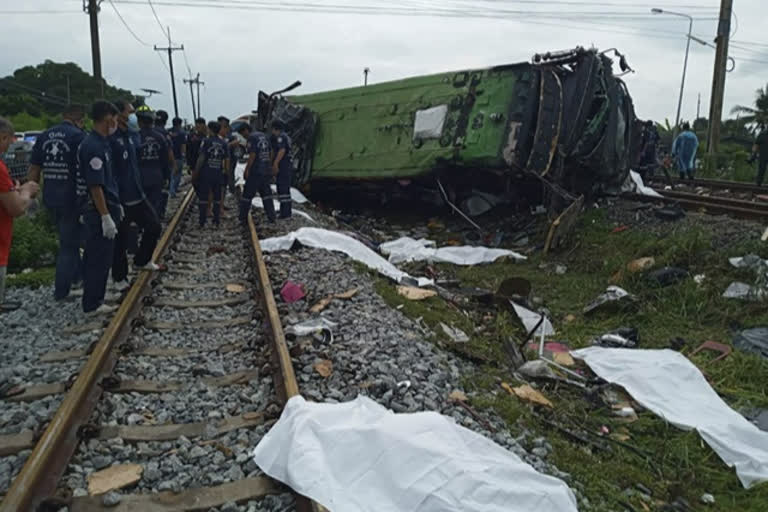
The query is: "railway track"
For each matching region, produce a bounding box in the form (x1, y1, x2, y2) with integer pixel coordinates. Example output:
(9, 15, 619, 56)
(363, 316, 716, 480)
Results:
(0, 188, 316, 511)
(648, 176, 768, 195)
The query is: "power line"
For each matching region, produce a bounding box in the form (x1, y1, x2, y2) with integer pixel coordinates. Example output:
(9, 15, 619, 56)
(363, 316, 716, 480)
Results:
(148, 0, 171, 39)
(182, 48, 194, 78)
(0, 9, 80, 14)
(107, 0, 152, 46)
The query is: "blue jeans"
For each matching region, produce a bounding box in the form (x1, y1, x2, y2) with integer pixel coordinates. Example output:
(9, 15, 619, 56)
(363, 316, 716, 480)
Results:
(51, 207, 83, 300)
(81, 210, 117, 313)
(170, 159, 184, 197)
(276, 168, 292, 218)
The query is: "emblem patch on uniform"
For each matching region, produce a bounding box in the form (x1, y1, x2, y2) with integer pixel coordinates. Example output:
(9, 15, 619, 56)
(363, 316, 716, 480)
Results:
(277, 137, 283, 143)
(89, 157, 103, 171)
(123, 151, 128, 160)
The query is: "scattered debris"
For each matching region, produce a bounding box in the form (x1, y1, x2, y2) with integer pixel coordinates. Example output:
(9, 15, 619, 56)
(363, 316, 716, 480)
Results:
(722, 282, 765, 301)
(742, 408, 768, 432)
(627, 257, 655, 273)
(309, 287, 359, 313)
(448, 390, 467, 402)
(690, 341, 732, 364)
(572, 347, 768, 488)
(555, 265, 568, 275)
(583, 286, 635, 316)
(87, 463, 143, 495)
(694, 274, 706, 285)
(564, 314, 576, 323)
(700, 493, 715, 505)
(496, 277, 532, 302)
(732, 328, 768, 360)
(379, 236, 526, 265)
(654, 205, 686, 221)
(504, 383, 554, 408)
(613, 407, 638, 422)
(647, 267, 688, 287)
(511, 302, 555, 337)
(517, 360, 558, 380)
(225, 283, 246, 293)
(623, 170, 663, 198)
(439, 322, 470, 343)
(592, 327, 639, 348)
(397, 286, 437, 301)
(313, 360, 333, 378)
(252, 396, 579, 512)
(762, 227, 768, 242)
(280, 281, 306, 303)
(284, 318, 338, 341)
(729, 254, 767, 270)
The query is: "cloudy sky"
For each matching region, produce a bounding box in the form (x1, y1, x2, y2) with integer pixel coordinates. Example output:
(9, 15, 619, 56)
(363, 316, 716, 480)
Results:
(2, 0, 767, 125)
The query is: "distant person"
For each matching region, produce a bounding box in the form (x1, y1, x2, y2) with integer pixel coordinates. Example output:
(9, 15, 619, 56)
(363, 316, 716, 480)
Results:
(26, 103, 86, 301)
(218, 116, 237, 199)
(110, 100, 164, 291)
(75, 101, 122, 316)
(752, 126, 768, 187)
(0, 117, 40, 311)
(638, 120, 660, 177)
(153, 110, 175, 217)
(271, 120, 293, 218)
(186, 117, 206, 173)
(169, 117, 186, 198)
(137, 106, 171, 217)
(672, 122, 699, 180)
(193, 121, 228, 227)
(238, 124, 276, 225)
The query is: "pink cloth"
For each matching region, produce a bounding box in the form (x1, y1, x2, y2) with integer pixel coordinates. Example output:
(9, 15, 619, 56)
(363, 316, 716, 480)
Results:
(281, 281, 306, 303)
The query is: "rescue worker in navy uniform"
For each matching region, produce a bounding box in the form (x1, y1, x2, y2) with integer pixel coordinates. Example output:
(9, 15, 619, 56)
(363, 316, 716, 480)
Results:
(238, 124, 276, 225)
(76, 101, 122, 316)
(169, 117, 186, 198)
(137, 106, 171, 216)
(218, 116, 237, 197)
(26, 103, 86, 301)
(110, 100, 164, 291)
(153, 110, 176, 218)
(271, 120, 293, 218)
(193, 121, 229, 227)
(186, 117, 206, 173)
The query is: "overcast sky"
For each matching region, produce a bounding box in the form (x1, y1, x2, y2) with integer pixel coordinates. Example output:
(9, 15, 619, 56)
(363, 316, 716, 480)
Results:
(2, 0, 767, 125)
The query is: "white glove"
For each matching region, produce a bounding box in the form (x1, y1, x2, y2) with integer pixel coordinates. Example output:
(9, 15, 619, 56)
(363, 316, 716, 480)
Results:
(101, 214, 117, 240)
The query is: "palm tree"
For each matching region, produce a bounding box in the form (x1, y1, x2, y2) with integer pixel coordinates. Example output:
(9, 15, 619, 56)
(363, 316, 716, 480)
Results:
(731, 83, 768, 130)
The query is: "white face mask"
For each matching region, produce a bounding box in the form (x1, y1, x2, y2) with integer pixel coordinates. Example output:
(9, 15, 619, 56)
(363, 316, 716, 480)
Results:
(127, 113, 139, 133)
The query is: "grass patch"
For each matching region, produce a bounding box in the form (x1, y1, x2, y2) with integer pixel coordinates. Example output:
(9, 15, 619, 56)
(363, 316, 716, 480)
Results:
(376, 208, 768, 510)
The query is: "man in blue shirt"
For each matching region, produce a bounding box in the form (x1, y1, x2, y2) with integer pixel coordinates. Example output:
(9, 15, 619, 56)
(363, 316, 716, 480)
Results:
(76, 101, 122, 315)
(27, 103, 86, 301)
(154, 110, 175, 218)
(271, 120, 293, 218)
(672, 122, 699, 180)
(169, 117, 186, 198)
(186, 117, 206, 172)
(111, 101, 164, 291)
(238, 124, 276, 225)
(193, 121, 229, 227)
(137, 108, 171, 217)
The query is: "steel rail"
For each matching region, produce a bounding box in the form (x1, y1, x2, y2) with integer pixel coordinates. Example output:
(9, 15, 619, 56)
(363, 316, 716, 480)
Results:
(630, 191, 768, 221)
(0, 189, 195, 512)
(649, 176, 768, 194)
(655, 189, 768, 212)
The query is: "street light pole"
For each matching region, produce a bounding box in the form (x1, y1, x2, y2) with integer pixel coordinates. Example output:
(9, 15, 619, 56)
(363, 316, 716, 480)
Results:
(652, 8, 693, 138)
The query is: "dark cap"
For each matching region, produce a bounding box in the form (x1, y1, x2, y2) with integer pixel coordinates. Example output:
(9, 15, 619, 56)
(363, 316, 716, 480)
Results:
(155, 110, 169, 123)
(272, 120, 286, 131)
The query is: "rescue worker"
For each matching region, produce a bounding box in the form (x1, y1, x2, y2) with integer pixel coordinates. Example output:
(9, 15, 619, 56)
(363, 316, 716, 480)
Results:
(110, 100, 164, 291)
(169, 117, 186, 198)
(154, 110, 175, 217)
(75, 100, 122, 316)
(186, 117, 206, 170)
(136, 106, 171, 217)
(751, 126, 768, 187)
(638, 121, 660, 178)
(218, 116, 238, 197)
(238, 124, 276, 225)
(193, 121, 229, 227)
(271, 120, 293, 218)
(26, 103, 86, 301)
(672, 122, 699, 180)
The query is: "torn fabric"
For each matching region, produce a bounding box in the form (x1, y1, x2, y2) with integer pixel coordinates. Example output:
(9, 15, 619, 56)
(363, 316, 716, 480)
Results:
(511, 302, 555, 337)
(622, 170, 662, 198)
(260, 228, 432, 286)
(379, 237, 525, 265)
(572, 347, 768, 488)
(252, 395, 578, 512)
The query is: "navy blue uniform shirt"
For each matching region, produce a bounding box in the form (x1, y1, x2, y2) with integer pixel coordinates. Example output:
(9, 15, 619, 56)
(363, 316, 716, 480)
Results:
(186, 131, 204, 167)
(138, 127, 170, 188)
(246, 131, 271, 174)
(170, 127, 187, 160)
(29, 120, 85, 210)
(199, 136, 228, 178)
(110, 128, 145, 205)
(273, 132, 293, 173)
(76, 130, 120, 213)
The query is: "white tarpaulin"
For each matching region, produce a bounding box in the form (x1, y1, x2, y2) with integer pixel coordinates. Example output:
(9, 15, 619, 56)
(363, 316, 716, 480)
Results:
(622, 170, 663, 198)
(252, 395, 578, 512)
(260, 227, 432, 286)
(572, 347, 768, 488)
(379, 237, 526, 265)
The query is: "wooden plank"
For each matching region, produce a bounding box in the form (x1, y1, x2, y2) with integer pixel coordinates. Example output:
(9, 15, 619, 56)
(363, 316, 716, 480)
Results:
(108, 380, 183, 393)
(61, 322, 105, 335)
(4, 382, 67, 402)
(167, 268, 202, 276)
(71, 477, 280, 512)
(0, 430, 34, 456)
(40, 349, 88, 362)
(152, 295, 249, 309)
(202, 371, 259, 387)
(168, 255, 201, 264)
(144, 316, 251, 330)
(88, 464, 143, 495)
(163, 281, 246, 291)
(97, 413, 266, 442)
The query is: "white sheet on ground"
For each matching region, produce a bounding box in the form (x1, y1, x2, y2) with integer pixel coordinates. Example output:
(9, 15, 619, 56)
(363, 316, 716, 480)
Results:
(623, 170, 663, 198)
(511, 302, 555, 337)
(260, 227, 432, 286)
(379, 237, 525, 265)
(571, 347, 768, 488)
(252, 395, 578, 512)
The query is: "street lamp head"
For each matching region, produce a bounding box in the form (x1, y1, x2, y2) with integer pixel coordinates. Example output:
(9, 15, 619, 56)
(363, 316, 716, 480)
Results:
(651, 8, 663, 14)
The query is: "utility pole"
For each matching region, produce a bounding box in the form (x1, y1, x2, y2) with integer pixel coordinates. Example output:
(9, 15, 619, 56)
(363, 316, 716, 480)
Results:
(154, 27, 184, 119)
(84, 0, 104, 97)
(697, 93, 701, 120)
(196, 74, 204, 118)
(183, 77, 197, 120)
(364, 67, 370, 86)
(706, 0, 733, 155)
(183, 74, 204, 119)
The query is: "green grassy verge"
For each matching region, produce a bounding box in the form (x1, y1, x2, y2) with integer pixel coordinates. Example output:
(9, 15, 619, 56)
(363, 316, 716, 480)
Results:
(375, 209, 768, 511)
(6, 267, 55, 289)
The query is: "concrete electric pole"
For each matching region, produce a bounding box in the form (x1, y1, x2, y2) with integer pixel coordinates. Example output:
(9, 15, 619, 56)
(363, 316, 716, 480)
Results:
(84, 0, 104, 97)
(184, 74, 204, 119)
(706, 0, 734, 155)
(154, 27, 184, 119)
(364, 67, 370, 86)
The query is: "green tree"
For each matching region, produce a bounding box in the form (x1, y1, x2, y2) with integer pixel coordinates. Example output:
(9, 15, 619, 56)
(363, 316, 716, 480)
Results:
(730, 83, 768, 130)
